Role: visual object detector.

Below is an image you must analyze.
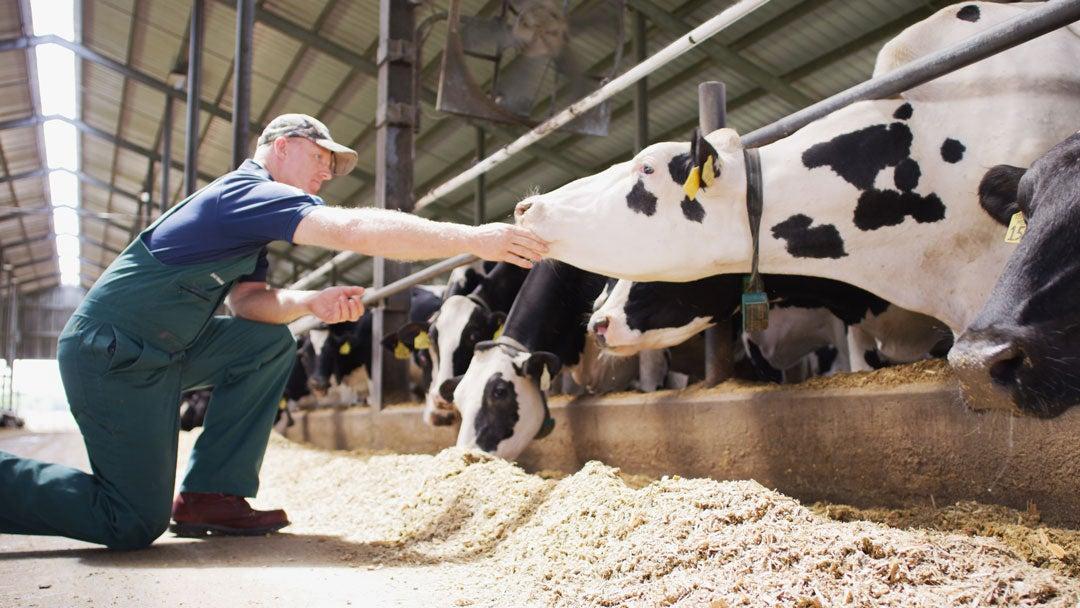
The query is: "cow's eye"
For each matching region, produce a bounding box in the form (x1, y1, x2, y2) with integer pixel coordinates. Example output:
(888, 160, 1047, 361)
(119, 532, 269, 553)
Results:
(642, 164, 654, 175)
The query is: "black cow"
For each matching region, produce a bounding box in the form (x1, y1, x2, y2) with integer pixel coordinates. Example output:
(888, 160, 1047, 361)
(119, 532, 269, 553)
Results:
(951, 131, 1080, 417)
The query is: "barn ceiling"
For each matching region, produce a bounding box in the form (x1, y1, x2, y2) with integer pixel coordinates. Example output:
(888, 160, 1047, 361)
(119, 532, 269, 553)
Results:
(0, 0, 955, 297)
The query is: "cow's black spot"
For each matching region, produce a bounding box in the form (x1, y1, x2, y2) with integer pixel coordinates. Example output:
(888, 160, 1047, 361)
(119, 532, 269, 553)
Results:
(680, 196, 705, 223)
(853, 189, 946, 231)
(668, 152, 692, 186)
(802, 123, 913, 190)
(771, 214, 848, 259)
(626, 178, 657, 216)
(893, 103, 913, 120)
(894, 158, 920, 192)
(474, 373, 519, 452)
(957, 4, 980, 22)
(863, 349, 889, 369)
(941, 138, 965, 163)
(745, 340, 782, 384)
(815, 346, 839, 374)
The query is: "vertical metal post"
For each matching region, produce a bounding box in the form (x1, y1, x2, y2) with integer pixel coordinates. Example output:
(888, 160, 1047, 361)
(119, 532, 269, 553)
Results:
(5, 277, 16, 413)
(161, 94, 173, 214)
(699, 81, 734, 386)
(184, 0, 205, 197)
(370, 0, 417, 410)
(633, 9, 649, 151)
(232, 0, 254, 169)
(474, 126, 486, 225)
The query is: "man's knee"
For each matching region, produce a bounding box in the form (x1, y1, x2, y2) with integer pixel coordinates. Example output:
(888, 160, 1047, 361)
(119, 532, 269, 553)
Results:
(104, 516, 168, 550)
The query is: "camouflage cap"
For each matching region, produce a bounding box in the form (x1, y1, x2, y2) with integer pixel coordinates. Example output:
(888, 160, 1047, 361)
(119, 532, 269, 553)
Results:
(257, 113, 358, 177)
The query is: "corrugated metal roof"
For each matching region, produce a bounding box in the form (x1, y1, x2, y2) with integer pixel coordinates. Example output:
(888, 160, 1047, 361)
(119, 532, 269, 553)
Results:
(1, 0, 962, 295)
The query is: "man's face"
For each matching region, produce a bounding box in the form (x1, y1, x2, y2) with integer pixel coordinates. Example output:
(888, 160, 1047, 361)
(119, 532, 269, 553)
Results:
(276, 137, 334, 194)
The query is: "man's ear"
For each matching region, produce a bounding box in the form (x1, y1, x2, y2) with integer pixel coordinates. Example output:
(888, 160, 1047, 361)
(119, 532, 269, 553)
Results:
(978, 164, 1027, 226)
(272, 136, 289, 158)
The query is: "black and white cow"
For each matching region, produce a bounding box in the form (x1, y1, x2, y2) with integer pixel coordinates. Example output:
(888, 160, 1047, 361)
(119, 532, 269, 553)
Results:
(447, 260, 649, 459)
(386, 262, 530, 426)
(950, 132, 1080, 417)
(309, 285, 444, 405)
(515, 2, 1080, 335)
(589, 274, 950, 380)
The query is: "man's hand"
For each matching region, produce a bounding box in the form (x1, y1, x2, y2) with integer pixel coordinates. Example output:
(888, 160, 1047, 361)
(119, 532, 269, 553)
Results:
(306, 285, 365, 324)
(469, 223, 549, 269)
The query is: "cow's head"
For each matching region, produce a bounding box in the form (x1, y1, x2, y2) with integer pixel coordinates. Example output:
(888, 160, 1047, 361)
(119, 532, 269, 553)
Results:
(589, 275, 739, 356)
(450, 341, 560, 460)
(387, 295, 506, 426)
(950, 133, 1080, 417)
(516, 129, 750, 282)
(308, 318, 371, 395)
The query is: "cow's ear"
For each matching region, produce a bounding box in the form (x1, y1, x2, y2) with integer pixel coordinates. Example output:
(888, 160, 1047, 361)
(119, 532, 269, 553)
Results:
(489, 311, 508, 336)
(523, 351, 562, 391)
(978, 164, 1027, 226)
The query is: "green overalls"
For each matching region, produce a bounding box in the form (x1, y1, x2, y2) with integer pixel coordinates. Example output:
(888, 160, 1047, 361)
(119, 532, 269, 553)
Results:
(0, 189, 296, 549)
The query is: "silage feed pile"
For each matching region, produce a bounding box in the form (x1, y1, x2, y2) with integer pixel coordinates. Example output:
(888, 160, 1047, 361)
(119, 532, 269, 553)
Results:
(255, 436, 1079, 607)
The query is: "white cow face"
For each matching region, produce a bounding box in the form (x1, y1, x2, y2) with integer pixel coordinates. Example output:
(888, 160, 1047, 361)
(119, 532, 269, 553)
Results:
(422, 296, 505, 426)
(450, 342, 560, 460)
(516, 128, 751, 282)
(589, 279, 714, 356)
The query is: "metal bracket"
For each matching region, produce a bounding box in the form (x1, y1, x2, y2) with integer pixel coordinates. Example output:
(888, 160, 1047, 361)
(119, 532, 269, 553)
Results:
(378, 38, 416, 65)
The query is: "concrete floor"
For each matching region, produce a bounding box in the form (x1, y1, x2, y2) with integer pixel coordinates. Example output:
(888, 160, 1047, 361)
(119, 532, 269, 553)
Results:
(0, 430, 454, 608)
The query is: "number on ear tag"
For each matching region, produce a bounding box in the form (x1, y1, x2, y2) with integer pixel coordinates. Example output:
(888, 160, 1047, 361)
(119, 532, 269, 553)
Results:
(413, 331, 431, 350)
(338, 341, 352, 356)
(1005, 211, 1027, 244)
(742, 291, 770, 333)
(393, 341, 411, 360)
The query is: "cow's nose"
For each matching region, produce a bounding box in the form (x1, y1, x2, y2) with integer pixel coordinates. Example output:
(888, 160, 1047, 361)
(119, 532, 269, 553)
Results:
(949, 331, 1027, 412)
(439, 376, 463, 403)
(591, 317, 609, 336)
(515, 200, 533, 217)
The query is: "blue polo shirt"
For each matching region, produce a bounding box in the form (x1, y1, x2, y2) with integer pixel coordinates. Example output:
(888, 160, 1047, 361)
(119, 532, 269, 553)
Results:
(142, 160, 323, 283)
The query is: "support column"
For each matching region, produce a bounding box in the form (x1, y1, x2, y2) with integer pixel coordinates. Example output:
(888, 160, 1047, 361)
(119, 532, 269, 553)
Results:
(699, 82, 734, 386)
(161, 94, 174, 213)
(184, 0, 205, 196)
(474, 126, 485, 225)
(233, 0, 254, 169)
(370, 0, 418, 410)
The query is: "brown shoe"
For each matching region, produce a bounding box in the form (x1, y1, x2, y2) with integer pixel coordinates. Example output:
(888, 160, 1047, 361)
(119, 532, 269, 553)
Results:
(170, 492, 290, 537)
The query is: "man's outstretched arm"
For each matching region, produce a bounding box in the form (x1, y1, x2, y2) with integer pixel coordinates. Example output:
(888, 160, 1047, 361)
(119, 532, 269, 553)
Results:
(291, 207, 548, 269)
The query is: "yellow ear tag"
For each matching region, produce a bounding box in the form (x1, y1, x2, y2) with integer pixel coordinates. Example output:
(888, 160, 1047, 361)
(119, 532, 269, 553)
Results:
(540, 366, 552, 392)
(683, 165, 701, 200)
(493, 324, 505, 340)
(278, 398, 287, 410)
(413, 331, 431, 350)
(701, 155, 716, 188)
(1004, 211, 1027, 244)
(394, 341, 411, 360)
(338, 341, 352, 356)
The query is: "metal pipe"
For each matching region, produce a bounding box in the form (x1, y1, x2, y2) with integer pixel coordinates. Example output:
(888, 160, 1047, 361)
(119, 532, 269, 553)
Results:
(233, 0, 254, 169)
(161, 95, 173, 214)
(414, 0, 768, 210)
(185, 0, 205, 197)
(741, 0, 1080, 148)
(289, 254, 478, 335)
(698, 81, 731, 387)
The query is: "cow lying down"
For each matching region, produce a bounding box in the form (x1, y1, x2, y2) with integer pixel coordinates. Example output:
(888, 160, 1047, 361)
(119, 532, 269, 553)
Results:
(589, 274, 952, 382)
